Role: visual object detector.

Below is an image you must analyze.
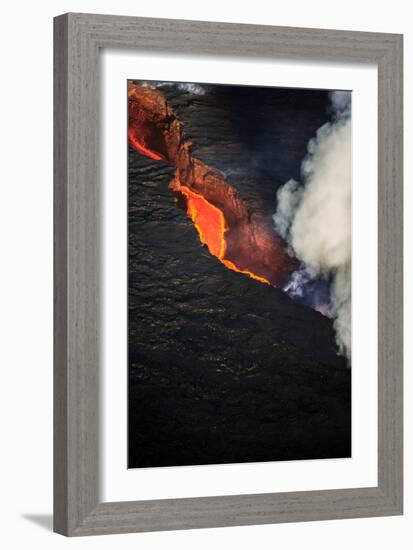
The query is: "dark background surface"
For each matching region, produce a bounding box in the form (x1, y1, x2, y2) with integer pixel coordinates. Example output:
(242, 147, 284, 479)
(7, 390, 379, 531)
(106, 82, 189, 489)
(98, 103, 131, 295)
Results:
(128, 83, 351, 468)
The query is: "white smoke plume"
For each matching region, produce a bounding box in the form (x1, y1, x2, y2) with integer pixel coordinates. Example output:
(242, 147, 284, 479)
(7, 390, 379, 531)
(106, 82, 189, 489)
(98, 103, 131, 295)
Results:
(141, 81, 206, 95)
(273, 91, 351, 359)
(274, 179, 303, 242)
(329, 90, 351, 115)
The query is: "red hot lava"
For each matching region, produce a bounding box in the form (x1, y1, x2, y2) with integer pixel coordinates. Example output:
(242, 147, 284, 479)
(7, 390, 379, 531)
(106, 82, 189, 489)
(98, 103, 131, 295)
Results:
(128, 82, 297, 287)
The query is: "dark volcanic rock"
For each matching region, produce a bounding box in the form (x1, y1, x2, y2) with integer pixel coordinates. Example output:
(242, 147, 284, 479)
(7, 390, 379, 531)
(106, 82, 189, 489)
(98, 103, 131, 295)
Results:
(128, 83, 351, 468)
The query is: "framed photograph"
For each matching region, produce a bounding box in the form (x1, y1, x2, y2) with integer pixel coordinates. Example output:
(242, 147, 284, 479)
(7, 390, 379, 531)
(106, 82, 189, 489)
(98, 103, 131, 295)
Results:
(54, 13, 403, 536)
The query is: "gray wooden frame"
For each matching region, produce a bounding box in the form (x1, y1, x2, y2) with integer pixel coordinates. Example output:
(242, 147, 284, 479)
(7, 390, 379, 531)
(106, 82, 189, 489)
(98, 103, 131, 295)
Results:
(54, 12, 403, 536)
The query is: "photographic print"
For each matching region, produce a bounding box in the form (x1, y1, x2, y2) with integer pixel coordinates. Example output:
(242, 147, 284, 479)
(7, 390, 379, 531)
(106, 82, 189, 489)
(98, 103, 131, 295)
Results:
(127, 80, 351, 469)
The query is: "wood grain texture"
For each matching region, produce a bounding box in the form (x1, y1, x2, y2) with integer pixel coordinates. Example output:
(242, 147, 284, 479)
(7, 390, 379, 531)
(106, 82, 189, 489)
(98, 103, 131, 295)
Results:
(53, 14, 69, 536)
(377, 33, 403, 508)
(53, 13, 403, 536)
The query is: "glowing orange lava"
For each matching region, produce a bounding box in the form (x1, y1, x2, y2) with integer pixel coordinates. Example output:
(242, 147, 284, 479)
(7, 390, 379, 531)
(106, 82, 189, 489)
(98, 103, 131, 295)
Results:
(177, 184, 226, 258)
(173, 181, 270, 285)
(221, 259, 270, 285)
(127, 83, 298, 288)
(128, 131, 165, 161)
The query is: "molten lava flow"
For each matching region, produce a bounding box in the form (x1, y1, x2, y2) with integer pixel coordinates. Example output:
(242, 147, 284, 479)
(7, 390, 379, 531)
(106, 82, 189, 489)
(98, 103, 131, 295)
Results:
(128, 82, 298, 288)
(221, 259, 270, 285)
(173, 180, 270, 284)
(176, 184, 226, 259)
(128, 130, 165, 161)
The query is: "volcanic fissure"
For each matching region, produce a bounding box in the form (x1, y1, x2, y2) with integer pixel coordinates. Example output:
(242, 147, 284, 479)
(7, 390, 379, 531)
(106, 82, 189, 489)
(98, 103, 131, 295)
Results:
(128, 83, 297, 287)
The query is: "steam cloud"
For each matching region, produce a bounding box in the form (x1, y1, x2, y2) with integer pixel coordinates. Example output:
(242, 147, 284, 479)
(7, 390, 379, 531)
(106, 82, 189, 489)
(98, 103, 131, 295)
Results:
(273, 91, 351, 359)
(141, 81, 206, 95)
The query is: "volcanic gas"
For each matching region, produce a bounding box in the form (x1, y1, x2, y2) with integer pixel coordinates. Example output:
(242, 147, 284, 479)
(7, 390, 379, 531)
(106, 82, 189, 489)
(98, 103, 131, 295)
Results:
(128, 82, 297, 287)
